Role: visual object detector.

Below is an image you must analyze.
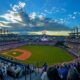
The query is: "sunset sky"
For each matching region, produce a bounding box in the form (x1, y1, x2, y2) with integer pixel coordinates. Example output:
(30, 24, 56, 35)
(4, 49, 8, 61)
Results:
(0, 0, 80, 34)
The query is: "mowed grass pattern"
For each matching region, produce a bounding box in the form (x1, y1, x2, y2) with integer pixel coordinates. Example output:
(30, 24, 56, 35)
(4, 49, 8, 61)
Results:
(19, 45, 74, 66)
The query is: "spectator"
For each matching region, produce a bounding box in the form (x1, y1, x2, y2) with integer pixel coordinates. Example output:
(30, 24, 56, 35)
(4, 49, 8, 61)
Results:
(47, 67, 62, 80)
(41, 71, 48, 80)
(76, 62, 80, 73)
(58, 64, 69, 80)
(42, 63, 47, 72)
(67, 66, 80, 80)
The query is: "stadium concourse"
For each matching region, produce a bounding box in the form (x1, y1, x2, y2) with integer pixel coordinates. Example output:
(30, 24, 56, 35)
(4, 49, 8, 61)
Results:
(0, 30, 80, 80)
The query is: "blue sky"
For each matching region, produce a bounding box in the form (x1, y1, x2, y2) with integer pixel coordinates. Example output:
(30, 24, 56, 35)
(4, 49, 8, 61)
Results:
(0, 0, 80, 28)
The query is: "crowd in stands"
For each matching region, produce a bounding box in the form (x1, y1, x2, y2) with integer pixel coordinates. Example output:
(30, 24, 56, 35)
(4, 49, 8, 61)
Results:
(24, 35, 58, 46)
(0, 54, 80, 80)
(0, 34, 63, 51)
(0, 41, 27, 51)
(0, 56, 36, 80)
(41, 58, 80, 80)
(64, 41, 80, 57)
(66, 38, 80, 43)
(0, 33, 27, 51)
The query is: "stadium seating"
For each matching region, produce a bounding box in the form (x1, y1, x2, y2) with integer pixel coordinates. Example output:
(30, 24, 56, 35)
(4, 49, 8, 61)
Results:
(0, 55, 80, 80)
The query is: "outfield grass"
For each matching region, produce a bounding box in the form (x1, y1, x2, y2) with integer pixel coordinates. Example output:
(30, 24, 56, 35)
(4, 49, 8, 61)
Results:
(18, 45, 74, 66)
(78, 51, 80, 55)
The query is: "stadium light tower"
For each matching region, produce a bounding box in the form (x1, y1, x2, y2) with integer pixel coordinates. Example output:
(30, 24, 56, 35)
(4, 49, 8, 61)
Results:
(73, 26, 80, 55)
(76, 27, 79, 38)
(0, 29, 2, 35)
(72, 26, 79, 39)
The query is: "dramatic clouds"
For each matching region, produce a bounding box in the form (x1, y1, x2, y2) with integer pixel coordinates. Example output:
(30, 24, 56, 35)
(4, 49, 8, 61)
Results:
(0, 0, 80, 34)
(0, 1, 27, 28)
(0, 1, 79, 27)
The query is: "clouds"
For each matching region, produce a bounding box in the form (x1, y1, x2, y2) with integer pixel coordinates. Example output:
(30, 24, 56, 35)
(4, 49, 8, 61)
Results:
(19, 1, 26, 8)
(0, 1, 26, 23)
(29, 12, 45, 20)
(0, 0, 80, 34)
(53, 11, 80, 26)
(0, 21, 11, 28)
(38, 15, 45, 20)
(12, 1, 26, 12)
(0, 11, 23, 23)
(44, 7, 66, 15)
(0, 22, 5, 27)
(53, 18, 66, 25)
(29, 12, 37, 20)
(67, 11, 80, 22)
(0, 1, 27, 28)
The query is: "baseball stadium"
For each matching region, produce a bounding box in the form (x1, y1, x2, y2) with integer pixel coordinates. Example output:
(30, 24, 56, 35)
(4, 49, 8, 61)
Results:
(0, 0, 80, 80)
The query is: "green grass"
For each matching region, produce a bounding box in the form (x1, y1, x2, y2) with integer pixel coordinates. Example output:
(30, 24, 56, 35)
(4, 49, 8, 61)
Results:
(0, 45, 74, 66)
(7, 51, 22, 57)
(78, 51, 80, 55)
(18, 45, 74, 66)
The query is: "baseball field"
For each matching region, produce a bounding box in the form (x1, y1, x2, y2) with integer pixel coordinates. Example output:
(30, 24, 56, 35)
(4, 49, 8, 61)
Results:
(1, 45, 75, 66)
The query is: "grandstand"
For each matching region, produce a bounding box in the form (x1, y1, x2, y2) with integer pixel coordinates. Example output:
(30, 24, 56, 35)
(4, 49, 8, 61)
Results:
(64, 27, 80, 57)
(0, 29, 26, 51)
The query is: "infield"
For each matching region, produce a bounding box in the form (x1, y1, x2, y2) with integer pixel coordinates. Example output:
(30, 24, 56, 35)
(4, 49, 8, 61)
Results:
(1, 45, 75, 66)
